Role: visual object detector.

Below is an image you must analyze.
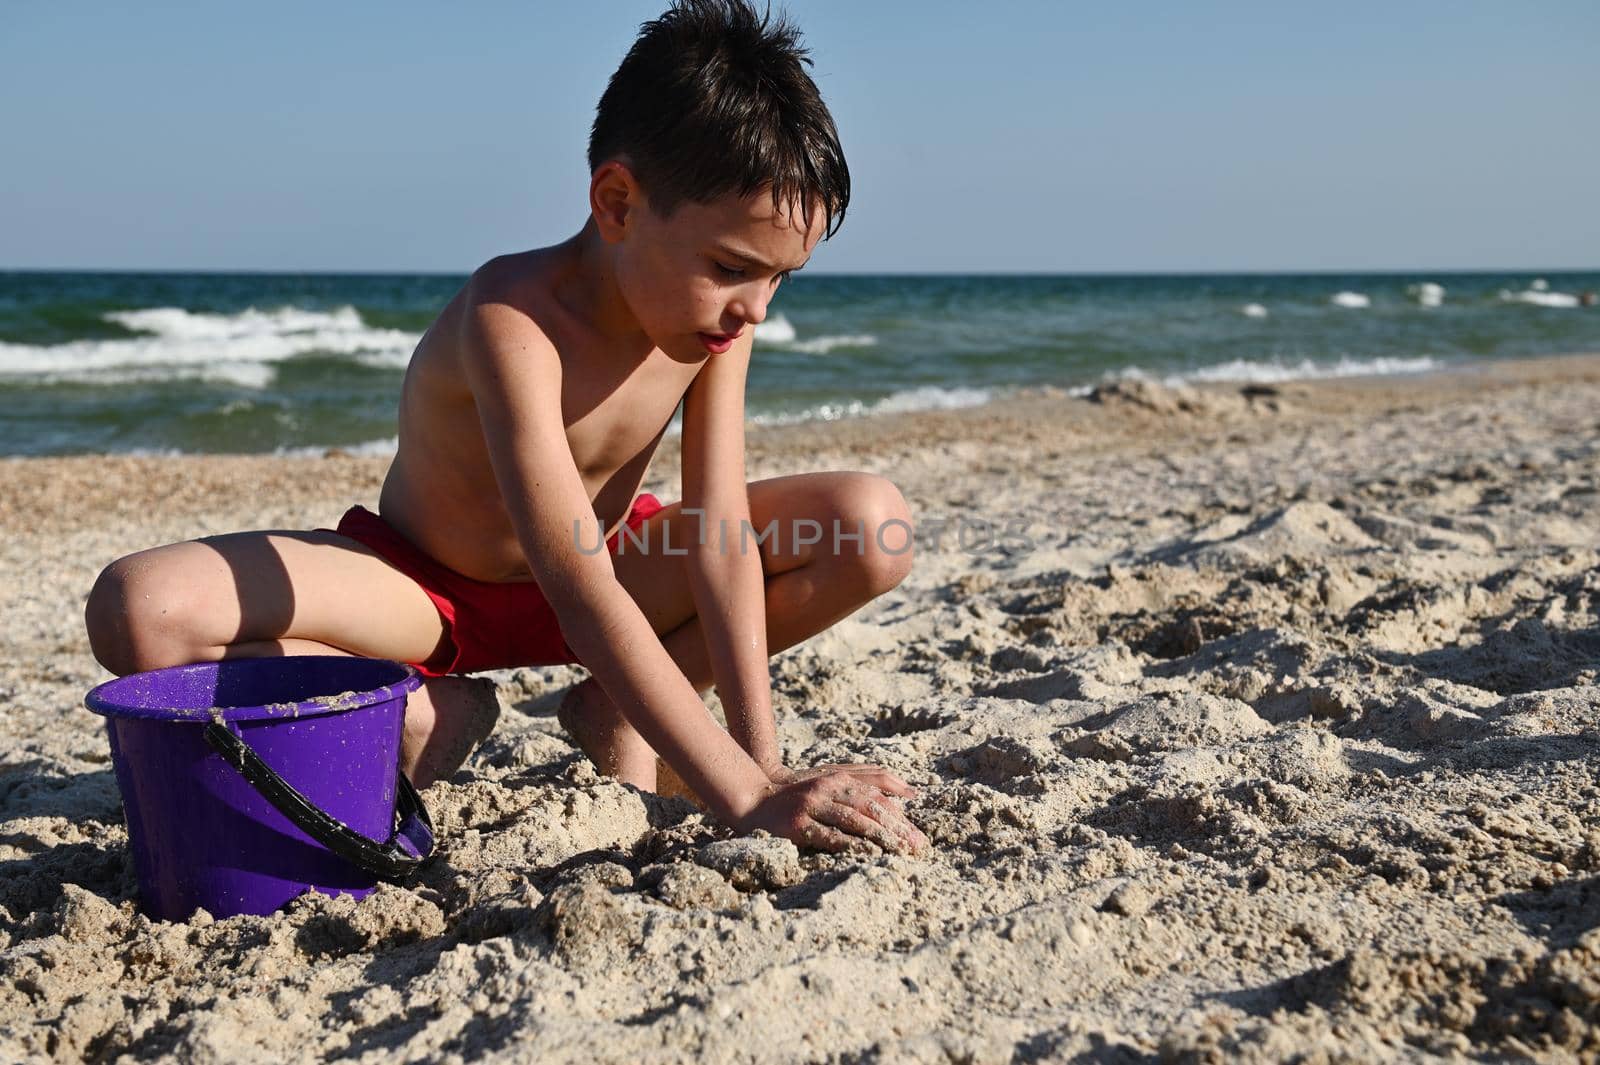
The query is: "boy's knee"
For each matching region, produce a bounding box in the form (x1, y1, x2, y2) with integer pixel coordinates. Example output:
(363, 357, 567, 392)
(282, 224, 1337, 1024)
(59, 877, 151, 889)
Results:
(85, 553, 202, 675)
(86, 557, 147, 675)
(832, 473, 915, 592)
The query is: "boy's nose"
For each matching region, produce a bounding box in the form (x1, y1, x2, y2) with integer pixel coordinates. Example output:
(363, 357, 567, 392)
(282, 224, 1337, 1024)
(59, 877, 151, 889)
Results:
(731, 287, 769, 326)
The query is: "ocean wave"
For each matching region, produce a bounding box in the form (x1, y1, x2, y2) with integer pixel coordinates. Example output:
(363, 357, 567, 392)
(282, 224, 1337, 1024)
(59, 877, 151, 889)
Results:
(24, 362, 280, 389)
(753, 316, 798, 344)
(1407, 282, 1446, 307)
(0, 305, 419, 385)
(1240, 303, 1269, 318)
(1152, 354, 1440, 385)
(1499, 279, 1579, 308)
(106, 305, 361, 338)
(747, 385, 993, 426)
(271, 436, 401, 459)
(785, 334, 879, 355)
(658, 384, 996, 436)
(1330, 291, 1371, 309)
(754, 313, 877, 355)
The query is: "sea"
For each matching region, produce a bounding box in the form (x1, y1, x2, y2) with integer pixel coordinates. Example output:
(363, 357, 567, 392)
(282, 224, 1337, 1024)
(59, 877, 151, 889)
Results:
(2, 269, 1598, 457)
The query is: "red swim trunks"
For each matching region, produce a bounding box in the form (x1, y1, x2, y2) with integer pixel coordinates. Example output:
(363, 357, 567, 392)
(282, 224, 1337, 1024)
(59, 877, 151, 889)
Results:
(325, 493, 667, 678)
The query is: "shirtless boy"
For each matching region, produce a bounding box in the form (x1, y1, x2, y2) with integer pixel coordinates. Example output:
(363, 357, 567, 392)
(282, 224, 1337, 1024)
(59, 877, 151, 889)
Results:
(85, 0, 927, 856)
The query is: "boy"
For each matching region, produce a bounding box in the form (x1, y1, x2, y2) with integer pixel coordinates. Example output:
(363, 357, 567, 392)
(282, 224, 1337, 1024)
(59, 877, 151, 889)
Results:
(85, 0, 926, 856)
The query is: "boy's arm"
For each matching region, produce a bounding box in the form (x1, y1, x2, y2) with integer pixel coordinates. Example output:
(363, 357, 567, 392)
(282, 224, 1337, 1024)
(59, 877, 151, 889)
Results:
(460, 277, 924, 855)
(675, 329, 926, 854)
(458, 281, 770, 824)
(679, 332, 780, 773)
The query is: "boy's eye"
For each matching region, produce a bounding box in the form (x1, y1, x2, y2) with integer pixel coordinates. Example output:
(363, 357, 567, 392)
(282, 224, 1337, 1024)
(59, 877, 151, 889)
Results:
(715, 261, 791, 285)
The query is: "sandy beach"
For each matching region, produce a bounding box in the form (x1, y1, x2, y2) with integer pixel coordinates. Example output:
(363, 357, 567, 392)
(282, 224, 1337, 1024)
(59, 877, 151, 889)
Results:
(2, 353, 1598, 1062)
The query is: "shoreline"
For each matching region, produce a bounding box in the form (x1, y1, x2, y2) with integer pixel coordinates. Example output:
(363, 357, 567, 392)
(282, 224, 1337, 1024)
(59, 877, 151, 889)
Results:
(7, 350, 1600, 537)
(2, 348, 1596, 473)
(5, 346, 1598, 460)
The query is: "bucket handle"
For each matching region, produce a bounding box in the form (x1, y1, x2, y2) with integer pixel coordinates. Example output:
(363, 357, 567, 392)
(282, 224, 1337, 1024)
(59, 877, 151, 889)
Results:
(203, 721, 435, 881)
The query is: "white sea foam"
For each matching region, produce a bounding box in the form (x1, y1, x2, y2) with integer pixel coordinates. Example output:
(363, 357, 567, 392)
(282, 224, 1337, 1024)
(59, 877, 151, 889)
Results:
(749, 385, 991, 426)
(28, 362, 280, 389)
(785, 334, 879, 355)
(659, 384, 995, 436)
(1499, 286, 1579, 308)
(753, 315, 798, 344)
(1149, 354, 1440, 386)
(1240, 303, 1269, 318)
(272, 436, 401, 458)
(860, 385, 992, 415)
(0, 305, 419, 385)
(1407, 282, 1446, 308)
(754, 313, 877, 355)
(121, 446, 190, 458)
(106, 305, 367, 339)
(1330, 291, 1371, 309)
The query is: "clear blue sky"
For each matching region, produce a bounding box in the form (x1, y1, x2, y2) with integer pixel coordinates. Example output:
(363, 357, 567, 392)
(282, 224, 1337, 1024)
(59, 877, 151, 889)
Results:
(3, 1, 1596, 273)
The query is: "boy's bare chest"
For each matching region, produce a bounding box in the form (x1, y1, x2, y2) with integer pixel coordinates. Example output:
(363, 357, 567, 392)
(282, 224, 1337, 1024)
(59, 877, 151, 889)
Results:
(558, 352, 697, 485)
(385, 337, 701, 580)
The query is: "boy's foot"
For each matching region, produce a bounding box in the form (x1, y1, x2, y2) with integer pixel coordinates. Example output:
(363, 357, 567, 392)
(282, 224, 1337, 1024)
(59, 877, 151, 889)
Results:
(556, 679, 661, 792)
(401, 675, 501, 789)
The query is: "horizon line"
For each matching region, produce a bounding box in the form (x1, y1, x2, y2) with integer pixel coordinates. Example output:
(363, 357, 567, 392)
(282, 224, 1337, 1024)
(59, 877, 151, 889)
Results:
(3, 265, 1598, 280)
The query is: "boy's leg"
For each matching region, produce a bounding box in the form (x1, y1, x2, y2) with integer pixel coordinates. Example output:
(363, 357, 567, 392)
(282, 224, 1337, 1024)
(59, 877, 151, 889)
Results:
(85, 530, 498, 787)
(558, 471, 914, 791)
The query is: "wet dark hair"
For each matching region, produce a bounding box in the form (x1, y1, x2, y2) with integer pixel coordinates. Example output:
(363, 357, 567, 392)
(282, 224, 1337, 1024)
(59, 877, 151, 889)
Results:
(588, 0, 850, 239)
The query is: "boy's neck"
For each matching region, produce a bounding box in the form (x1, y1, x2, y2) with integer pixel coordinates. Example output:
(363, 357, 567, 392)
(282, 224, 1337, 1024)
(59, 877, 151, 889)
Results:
(558, 218, 654, 352)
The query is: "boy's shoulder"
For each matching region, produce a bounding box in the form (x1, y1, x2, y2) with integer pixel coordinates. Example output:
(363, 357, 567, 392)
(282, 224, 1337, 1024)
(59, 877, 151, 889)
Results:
(462, 248, 559, 320)
(445, 247, 574, 366)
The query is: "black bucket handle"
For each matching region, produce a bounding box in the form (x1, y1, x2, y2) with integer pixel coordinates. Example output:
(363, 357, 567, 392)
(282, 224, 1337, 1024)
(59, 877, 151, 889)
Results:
(204, 722, 434, 881)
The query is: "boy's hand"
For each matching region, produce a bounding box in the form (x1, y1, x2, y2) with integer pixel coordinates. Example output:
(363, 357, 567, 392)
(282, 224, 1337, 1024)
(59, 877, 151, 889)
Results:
(736, 769, 928, 856)
(766, 762, 906, 787)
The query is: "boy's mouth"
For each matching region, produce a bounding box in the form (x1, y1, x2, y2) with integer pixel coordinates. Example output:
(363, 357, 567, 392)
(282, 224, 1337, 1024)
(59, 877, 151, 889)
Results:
(697, 331, 739, 353)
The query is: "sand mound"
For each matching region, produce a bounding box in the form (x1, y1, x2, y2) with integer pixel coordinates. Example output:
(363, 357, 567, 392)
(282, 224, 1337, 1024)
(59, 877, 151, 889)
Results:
(1170, 501, 1380, 569)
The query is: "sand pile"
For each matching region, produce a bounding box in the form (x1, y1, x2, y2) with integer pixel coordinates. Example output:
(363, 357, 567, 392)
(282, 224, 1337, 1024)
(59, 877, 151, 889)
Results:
(2, 355, 1599, 1061)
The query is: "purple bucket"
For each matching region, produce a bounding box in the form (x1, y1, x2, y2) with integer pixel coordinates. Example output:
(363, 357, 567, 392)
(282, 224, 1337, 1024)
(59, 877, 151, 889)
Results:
(85, 656, 434, 921)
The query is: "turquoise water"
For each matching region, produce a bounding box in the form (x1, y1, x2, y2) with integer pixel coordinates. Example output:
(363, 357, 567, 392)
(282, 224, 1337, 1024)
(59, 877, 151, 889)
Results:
(2, 269, 1598, 455)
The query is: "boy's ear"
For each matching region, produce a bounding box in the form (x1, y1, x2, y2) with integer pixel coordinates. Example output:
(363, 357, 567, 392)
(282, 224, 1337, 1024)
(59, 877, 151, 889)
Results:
(590, 161, 640, 243)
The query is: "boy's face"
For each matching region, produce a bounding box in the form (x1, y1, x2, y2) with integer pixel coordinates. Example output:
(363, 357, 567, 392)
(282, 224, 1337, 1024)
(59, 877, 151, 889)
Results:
(601, 167, 824, 358)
